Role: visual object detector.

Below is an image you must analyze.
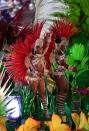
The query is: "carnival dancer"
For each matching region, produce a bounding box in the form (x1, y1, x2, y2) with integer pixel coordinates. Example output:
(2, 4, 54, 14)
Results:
(50, 19, 78, 121)
(5, 22, 52, 118)
(25, 35, 52, 118)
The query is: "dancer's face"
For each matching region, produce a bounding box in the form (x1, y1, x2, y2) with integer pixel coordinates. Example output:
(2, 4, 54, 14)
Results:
(35, 39, 43, 54)
(60, 44, 66, 51)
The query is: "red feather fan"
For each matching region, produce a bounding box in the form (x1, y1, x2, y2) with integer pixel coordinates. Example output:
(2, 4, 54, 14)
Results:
(16, 25, 33, 40)
(5, 39, 29, 82)
(53, 19, 78, 39)
(5, 22, 44, 82)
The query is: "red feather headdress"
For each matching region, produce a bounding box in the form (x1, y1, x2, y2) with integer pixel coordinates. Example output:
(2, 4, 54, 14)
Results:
(5, 22, 44, 82)
(53, 19, 78, 39)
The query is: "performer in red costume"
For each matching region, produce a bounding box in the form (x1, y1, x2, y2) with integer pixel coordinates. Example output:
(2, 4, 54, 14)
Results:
(50, 19, 78, 121)
(5, 22, 52, 118)
(25, 36, 51, 117)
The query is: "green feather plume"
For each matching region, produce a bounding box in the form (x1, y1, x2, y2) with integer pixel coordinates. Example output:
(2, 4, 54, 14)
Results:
(65, 43, 89, 87)
(70, 43, 85, 61)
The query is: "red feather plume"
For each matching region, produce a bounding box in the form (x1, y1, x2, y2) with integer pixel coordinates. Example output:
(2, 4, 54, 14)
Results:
(5, 39, 30, 82)
(5, 22, 44, 82)
(53, 19, 78, 39)
(16, 25, 33, 40)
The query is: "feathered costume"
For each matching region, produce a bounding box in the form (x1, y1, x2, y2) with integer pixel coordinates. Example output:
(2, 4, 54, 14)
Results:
(5, 22, 53, 117)
(4, 0, 64, 81)
(34, 0, 68, 38)
(51, 19, 78, 118)
(53, 19, 78, 39)
(5, 22, 44, 82)
(4, 0, 76, 118)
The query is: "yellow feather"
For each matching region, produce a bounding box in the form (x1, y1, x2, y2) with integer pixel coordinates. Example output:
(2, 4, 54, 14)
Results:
(88, 112, 89, 125)
(52, 114, 61, 130)
(0, 116, 6, 126)
(0, 124, 7, 131)
(78, 112, 89, 131)
(59, 124, 71, 131)
(52, 114, 71, 131)
(45, 121, 54, 131)
(24, 117, 40, 131)
(28, 129, 38, 131)
(71, 113, 80, 129)
(16, 124, 24, 131)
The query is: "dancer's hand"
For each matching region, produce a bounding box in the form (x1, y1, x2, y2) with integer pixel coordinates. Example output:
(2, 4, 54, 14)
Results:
(68, 66, 77, 72)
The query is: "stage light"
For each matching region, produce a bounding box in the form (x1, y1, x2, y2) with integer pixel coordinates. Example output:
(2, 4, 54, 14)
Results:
(5, 96, 22, 120)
